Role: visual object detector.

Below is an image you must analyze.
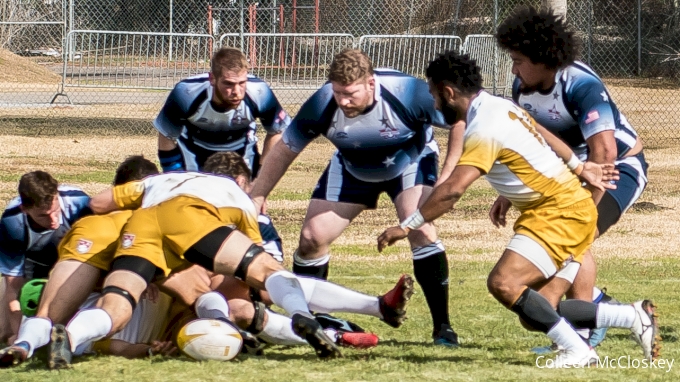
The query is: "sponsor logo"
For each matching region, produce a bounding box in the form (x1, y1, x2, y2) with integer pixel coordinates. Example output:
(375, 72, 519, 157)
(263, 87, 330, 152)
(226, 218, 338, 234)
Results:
(121, 233, 135, 249)
(76, 239, 93, 254)
(335, 132, 349, 139)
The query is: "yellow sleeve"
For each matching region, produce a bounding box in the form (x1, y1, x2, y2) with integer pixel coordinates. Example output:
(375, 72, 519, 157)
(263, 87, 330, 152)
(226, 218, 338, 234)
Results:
(238, 211, 263, 245)
(456, 131, 503, 174)
(112, 181, 146, 209)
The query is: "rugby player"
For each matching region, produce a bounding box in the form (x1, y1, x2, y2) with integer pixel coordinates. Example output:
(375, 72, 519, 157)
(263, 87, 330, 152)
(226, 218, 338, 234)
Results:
(377, 51, 659, 367)
(155, 46, 290, 176)
(0, 171, 90, 343)
(249, 49, 464, 347)
(495, 6, 648, 349)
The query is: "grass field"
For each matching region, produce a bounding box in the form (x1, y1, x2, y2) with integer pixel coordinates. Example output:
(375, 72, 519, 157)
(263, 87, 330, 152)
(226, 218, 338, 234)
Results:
(1, 132, 679, 381)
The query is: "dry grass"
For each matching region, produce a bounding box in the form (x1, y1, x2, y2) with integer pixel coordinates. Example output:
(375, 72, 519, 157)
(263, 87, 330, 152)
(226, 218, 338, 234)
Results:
(0, 49, 60, 85)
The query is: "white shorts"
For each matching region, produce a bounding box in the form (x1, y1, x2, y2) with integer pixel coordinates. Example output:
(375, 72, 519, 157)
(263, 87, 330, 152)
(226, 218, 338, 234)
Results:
(506, 234, 581, 283)
(75, 292, 172, 355)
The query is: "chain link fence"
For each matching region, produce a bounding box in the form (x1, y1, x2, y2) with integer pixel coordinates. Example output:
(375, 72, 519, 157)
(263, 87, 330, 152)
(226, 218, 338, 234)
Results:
(0, 0, 678, 144)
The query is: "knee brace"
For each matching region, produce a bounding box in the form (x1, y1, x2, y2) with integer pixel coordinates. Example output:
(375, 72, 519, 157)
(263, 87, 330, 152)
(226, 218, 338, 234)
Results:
(246, 301, 267, 335)
(101, 286, 137, 311)
(234, 244, 266, 281)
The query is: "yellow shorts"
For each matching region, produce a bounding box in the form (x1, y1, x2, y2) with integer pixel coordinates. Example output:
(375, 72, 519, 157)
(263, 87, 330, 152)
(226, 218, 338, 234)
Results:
(114, 196, 262, 276)
(58, 211, 133, 271)
(513, 198, 597, 268)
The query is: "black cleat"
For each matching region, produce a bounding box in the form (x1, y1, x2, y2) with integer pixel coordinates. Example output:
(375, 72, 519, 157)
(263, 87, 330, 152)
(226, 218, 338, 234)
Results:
(238, 329, 265, 356)
(291, 313, 342, 359)
(48, 324, 72, 370)
(314, 313, 366, 333)
(433, 324, 460, 348)
(0, 344, 28, 368)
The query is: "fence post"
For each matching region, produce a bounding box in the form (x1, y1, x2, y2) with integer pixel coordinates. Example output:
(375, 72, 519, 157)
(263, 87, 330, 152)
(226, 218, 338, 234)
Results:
(207, 5, 213, 52)
(169, 0, 173, 61)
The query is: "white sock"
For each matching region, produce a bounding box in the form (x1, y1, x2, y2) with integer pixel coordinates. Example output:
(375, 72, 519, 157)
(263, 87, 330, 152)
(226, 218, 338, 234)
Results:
(298, 276, 381, 318)
(195, 291, 230, 321)
(592, 287, 603, 302)
(66, 308, 113, 352)
(546, 318, 590, 353)
(256, 311, 307, 346)
(14, 317, 52, 357)
(596, 304, 635, 328)
(264, 271, 311, 317)
(575, 328, 590, 340)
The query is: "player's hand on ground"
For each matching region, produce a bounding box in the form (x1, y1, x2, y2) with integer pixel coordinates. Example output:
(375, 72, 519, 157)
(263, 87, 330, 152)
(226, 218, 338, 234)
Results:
(140, 283, 159, 303)
(580, 162, 619, 191)
(377, 226, 409, 252)
(489, 196, 511, 228)
(148, 340, 177, 357)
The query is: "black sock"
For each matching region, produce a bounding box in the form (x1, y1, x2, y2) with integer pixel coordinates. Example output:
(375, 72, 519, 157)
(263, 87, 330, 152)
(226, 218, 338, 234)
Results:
(510, 288, 561, 333)
(158, 146, 184, 172)
(413, 251, 450, 332)
(557, 300, 598, 329)
(293, 262, 329, 280)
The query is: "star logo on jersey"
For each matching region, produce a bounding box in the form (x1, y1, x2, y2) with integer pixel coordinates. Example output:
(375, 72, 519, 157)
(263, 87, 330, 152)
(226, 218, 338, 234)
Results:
(379, 116, 399, 139)
(382, 156, 396, 167)
(380, 116, 390, 127)
(352, 141, 361, 148)
(76, 239, 93, 254)
(231, 110, 244, 125)
(548, 104, 562, 121)
(601, 91, 609, 102)
(121, 233, 135, 249)
(553, 91, 560, 100)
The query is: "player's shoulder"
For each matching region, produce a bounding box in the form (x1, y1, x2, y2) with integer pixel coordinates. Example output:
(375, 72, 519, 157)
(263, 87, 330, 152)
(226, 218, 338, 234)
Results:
(1, 196, 22, 224)
(173, 73, 211, 95)
(467, 92, 516, 131)
(560, 62, 602, 88)
(374, 68, 423, 89)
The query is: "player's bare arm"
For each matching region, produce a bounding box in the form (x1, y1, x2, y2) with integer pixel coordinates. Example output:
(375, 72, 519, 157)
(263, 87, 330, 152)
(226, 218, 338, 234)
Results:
(378, 165, 482, 252)
(89, 189, 119, 214)
(584, 130, 617, 204)
(434, 120, 465, 187)
(249, 139, 300, 211)
(158, 133, 177, 151)
(261, 132, 283, 166)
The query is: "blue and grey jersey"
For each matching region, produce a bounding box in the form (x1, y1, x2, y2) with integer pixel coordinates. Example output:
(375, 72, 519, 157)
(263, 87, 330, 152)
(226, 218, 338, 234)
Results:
(0, 186, 91, 279)
(154, 73, 291, 171)
(258, 214, 283, 263)
(512, 61, 638, 161)
(282, 69, 449, 182)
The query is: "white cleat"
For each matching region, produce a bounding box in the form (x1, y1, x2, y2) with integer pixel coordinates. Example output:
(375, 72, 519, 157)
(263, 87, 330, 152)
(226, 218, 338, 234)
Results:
(547, 348, 599, 369)
(630, 300, 661, 360)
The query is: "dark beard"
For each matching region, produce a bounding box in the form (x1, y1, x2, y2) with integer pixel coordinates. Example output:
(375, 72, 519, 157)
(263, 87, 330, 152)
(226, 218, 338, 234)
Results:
(441, 102, 461, 125)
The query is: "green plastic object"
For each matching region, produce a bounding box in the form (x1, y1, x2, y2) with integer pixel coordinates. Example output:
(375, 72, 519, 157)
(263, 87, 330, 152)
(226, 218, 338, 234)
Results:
(18, 278, 48, 317)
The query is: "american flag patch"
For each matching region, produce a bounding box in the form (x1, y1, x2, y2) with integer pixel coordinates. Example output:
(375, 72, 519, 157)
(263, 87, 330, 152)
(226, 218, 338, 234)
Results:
(274, 109, 287, 124)
(585, 110, 600, 124)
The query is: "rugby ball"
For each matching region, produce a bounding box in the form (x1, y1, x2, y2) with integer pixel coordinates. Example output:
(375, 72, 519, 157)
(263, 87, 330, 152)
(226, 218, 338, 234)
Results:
(177, 318, 243, 361)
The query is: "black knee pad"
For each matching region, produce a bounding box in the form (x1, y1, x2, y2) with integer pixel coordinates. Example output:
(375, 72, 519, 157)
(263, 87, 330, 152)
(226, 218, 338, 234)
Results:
(234, 244, 266, 281)
(101, 286, 138, 311)
(184, 226, 235, 271)
(110, 255, 159, 283)
(246, 301, 267, 335)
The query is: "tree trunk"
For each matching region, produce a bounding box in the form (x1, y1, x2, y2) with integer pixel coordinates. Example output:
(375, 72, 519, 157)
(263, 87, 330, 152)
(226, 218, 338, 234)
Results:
(543, 0, 567, 19)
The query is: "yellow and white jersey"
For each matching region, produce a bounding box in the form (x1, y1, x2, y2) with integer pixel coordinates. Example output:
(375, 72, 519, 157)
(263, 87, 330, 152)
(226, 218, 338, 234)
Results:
(457, 91, 592, 212)
(112, 172, 257, 216)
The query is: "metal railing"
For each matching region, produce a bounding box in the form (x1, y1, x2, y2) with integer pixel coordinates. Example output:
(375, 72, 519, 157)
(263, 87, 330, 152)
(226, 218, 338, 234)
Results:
(358, 35, 463, 79)
(462, 34, 513, 98)
(62, 30, 214, 91)
(219, 32, 354, 89)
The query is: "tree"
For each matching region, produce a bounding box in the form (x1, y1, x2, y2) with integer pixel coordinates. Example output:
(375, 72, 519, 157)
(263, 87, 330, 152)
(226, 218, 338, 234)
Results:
(543, 0, 566, 19)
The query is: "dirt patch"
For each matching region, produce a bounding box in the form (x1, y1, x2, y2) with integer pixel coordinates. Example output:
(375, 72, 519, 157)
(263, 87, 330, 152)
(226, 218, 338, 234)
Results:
(0, 49, 60, 84)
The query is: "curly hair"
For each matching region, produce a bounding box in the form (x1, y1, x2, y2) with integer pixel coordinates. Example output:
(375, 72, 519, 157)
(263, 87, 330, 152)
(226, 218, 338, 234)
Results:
(328, 49, 374, 85)
(425, 51, 483, 95)
(496, 6, 579, 69)
(203, 151, 252, 181)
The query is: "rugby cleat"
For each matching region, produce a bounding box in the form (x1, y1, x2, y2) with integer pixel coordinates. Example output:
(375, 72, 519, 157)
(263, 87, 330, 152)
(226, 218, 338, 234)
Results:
(291, 313, 342, 359)
(48, 324, 73, 370)
(531, 342, 562, 355)
(546, 347, 599, 368)
(378, 274, 415, 328)
(337, 331, 379, 349)
(630, 300, 661, 360)
(0, 344, 28, 368)
(238, 329, 265, 356)
(433, 324, 460, 348)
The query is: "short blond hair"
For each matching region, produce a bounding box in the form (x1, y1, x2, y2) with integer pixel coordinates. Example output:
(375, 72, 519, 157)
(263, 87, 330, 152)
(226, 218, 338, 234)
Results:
(328, 49, 374, 85)
(211, 47, 249, 77)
